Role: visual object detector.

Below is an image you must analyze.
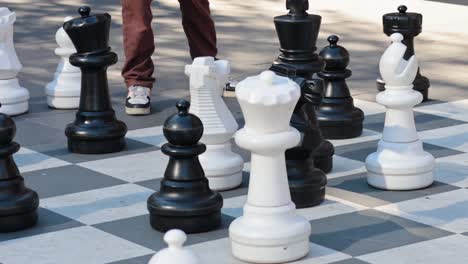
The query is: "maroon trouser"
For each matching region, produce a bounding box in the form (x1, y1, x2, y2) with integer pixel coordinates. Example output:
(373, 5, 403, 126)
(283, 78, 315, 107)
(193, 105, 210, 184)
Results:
(121, 0, 218, 89)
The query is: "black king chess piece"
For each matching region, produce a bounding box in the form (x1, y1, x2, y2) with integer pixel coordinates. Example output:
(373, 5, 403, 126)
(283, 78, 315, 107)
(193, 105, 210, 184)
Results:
(376, 5, 430, 102)
(270, 0, 334, 174)
(63, 6, 127, 154)
(0, 108, 39, 232)
(147, 100, 223, 233)
(317, 35, 364, 139)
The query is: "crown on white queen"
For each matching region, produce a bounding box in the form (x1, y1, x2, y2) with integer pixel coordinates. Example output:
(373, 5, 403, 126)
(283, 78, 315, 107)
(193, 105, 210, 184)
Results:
(379, 33, 419, 87)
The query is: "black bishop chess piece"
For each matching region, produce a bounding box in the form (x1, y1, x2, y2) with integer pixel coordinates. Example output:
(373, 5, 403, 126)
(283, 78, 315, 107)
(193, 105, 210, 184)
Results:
(317, 35, 364, 139)
(63, 6, 127, 154)
(0, 108, 39, 232)
(147, 100, 223, 233)
(376, 5, 430, 102)
(270, 0, 334, 173)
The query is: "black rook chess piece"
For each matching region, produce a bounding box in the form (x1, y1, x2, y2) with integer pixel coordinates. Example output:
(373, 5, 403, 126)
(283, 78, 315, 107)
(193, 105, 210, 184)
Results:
(270, 0, 334, 173)
(317, 35, 364, 139)
(376, 5, 430, 102)
(147, 100, 223, 233)
(63, 6, 127, 154)
(0, 109, 39, 232)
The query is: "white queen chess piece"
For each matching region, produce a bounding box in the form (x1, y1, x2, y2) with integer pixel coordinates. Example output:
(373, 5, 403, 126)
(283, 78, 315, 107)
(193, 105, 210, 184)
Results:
(365, 33, 434, 190)
(0, 8, 29, 115)
(186, 57, 243, 191)
(45, 16, 81, 109)
(229, 71, 311, 263)
(148, 229, 200, 264)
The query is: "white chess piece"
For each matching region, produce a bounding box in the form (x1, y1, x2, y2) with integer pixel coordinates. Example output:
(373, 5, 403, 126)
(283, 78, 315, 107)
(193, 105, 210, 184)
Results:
(45, 16, 81, 109)
(0, 8, 29, 115)
(148, 229, 200, 264)
(229, 71, 310, 263)
(365, 33, 434, 190)
(186, 57, 243, 191)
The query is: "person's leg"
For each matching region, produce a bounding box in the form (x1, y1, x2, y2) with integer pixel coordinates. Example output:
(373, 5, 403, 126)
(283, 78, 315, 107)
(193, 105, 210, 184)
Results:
(178, 0, 218, 59)
(121, 0, 155, 89)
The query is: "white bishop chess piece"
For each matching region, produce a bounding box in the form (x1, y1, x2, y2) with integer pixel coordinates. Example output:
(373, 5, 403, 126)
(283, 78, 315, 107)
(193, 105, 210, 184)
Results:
(365, 33, 434, 190)
(0, 8, 29, 115)
(148, 229, 200, 264)
(186, 56, 243, 191)
(45, 16, 81, 109)
(229, 71, 311, 263)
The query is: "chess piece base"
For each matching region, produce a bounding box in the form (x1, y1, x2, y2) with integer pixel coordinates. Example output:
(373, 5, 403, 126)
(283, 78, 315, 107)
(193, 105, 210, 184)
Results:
(313, 141, 334, 173)
(67, 137, 126, 154)
(377, 76, 429, 102)
(45, 74, 81, 109)
(287, 158, 326, 208)
(0, 79, 29, 116)
(230, 203, 310, 263)
(149, 211, 221, 234)
(366, 140, 434, 190)
(317, 99, 365, 140)
(200, 143, 243, 191)
(0, 209, 38, 233)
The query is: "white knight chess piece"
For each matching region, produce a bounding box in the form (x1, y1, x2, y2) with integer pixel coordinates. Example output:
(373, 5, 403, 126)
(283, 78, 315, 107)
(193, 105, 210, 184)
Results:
(45, 16, 81, 109)
(0, 8, 29, 115)
(186, 57, 243, 191)
(365, 33, 434, 190)
(229, 71, 310, 263)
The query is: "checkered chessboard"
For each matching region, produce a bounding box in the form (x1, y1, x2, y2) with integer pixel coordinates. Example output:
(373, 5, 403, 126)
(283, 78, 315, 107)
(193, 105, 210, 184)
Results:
(2, 97, 468, 264)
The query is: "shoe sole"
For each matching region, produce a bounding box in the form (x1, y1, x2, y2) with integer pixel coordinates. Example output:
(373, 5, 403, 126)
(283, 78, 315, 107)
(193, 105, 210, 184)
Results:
(125, 107, 151, 116)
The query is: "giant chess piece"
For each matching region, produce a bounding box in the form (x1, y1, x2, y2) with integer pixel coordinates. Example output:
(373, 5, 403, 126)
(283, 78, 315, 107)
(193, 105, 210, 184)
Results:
(0, 107, 39, 232)
(63, 7, 127, 154)
(270, 0, 334, 173)
(45, 16, 81, 109)
(366, 33, 434, 190)
(230, 71, 311, 263)
(317, 35, 364, 139)
(148, 229, 200, 264)
(376, 5, 430, 102)
(186, 57, 243, 191)
(0, 8, 29, 116)
(147, 100, 223, 233)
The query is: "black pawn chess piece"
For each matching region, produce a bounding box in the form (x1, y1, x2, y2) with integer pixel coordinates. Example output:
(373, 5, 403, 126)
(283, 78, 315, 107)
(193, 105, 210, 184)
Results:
(270, 0, 334, 173)
(317, 35, 364, 139)
(147, 100, 223, 233)
(287, 83, 327, 207)
(377, 5, 430, 102)
(0, 109, 39, 232)
(63, 6, 127, 154)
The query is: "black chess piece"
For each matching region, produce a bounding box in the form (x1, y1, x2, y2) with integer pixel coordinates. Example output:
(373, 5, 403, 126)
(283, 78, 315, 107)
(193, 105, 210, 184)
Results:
(63, 6, 127, 154)
(317, 35, 364, 139)
(270, 0, 334, 173)
(0, 109, 39, 232)
(147, 100, 223, 233)
(377, 5, 430, 102)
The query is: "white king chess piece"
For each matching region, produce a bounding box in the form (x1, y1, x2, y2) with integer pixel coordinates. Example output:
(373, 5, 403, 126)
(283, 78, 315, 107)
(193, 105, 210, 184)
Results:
(229, 71, 311, 263)
(186, 57, 243, 191)
(0, 8, 29, 115)
(365, 33, 434, 190)
(148, 229, 200, 264)
(45, 16, 81, 109)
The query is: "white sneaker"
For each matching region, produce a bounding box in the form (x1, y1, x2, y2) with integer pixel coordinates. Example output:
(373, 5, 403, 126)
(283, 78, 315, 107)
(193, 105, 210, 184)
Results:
(125, 86, 151, 115)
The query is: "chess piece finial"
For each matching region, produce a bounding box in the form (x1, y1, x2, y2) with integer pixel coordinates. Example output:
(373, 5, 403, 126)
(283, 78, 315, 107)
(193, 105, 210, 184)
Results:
(0, 110, 39, 232)
(78, 6, 91, 17)
(287, 0, 309, 15)
(148, 100, 222, 233)
(398, 5, 407, 14)
(45, 16, 81, 109)
(230, 71, 310, 263)
(186, 57, 243, 191)
(148, 229, 200, 264)
(379, 33, 418, 87)
(0, 8, 30, 116)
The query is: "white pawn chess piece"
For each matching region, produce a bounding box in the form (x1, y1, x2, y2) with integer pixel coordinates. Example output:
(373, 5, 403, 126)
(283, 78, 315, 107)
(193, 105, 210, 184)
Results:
(45, 16, 81, 109)
(365, 33, 434, 190)
(186, 56, 243, 191)
(229, 71, 310, 263)
(148, 229, 200, 264)
(0, 8, 29, 115)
